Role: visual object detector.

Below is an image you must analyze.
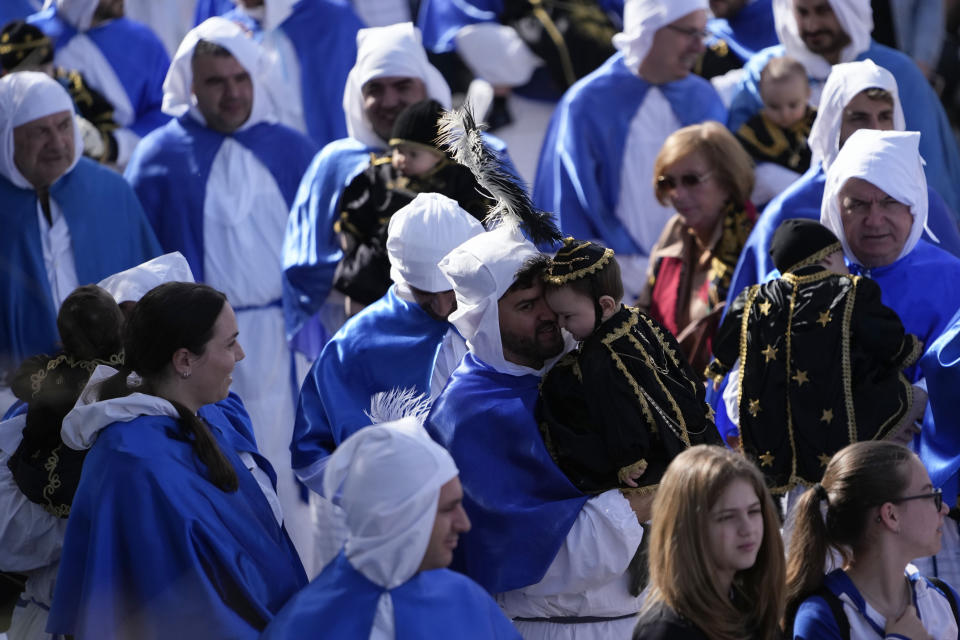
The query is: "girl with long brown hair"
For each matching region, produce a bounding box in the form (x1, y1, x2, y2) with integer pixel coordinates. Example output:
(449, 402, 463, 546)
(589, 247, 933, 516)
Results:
(634, 445, 785, 639)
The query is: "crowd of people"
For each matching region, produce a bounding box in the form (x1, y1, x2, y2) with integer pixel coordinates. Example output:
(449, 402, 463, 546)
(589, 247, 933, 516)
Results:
(2, 0, 960, 639)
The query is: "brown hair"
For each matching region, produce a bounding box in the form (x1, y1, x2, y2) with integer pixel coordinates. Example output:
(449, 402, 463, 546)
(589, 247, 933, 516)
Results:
(760, 55, 808, 89)
(643, 445, 785, 640)
(543, 256, 624, 303)
(653, 121, 755, 207)
(506, 254, 552, 295)
(784, 441, 913, 626)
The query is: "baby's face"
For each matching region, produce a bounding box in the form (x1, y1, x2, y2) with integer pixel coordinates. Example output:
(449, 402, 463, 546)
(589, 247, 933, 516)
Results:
(760, 75, 809, 129)
(820, 249, 849, 275)
(544, 286, 596, 342)
(392, 143, 443, 178)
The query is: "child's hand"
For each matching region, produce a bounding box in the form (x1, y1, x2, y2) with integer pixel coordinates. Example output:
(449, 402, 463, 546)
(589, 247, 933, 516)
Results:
(618, 460, 648, 487)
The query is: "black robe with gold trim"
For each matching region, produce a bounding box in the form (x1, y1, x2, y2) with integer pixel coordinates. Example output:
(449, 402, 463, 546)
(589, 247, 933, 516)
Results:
(707, 266, 922, 492)
(537, 305, 720, 494)
(735, 107, 816, 174)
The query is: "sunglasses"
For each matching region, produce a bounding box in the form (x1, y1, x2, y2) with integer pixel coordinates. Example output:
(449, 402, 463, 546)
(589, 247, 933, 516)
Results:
(892, 488, 943, 512)
(656, 171, 713, 191)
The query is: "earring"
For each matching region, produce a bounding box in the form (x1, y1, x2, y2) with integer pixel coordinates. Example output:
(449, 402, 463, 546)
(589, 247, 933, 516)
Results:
(180, 370, 191, 379)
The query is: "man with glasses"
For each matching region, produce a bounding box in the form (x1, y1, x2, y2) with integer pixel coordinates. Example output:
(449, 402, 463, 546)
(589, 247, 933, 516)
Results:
(534, 0, 725, 303)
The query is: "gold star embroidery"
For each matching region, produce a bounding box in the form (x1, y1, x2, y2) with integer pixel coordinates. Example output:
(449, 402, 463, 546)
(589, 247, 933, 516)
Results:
(820, 409, 834, 424)
(817, 310, 832, 327)
(758, 451, 774, 467)
(792, 370, 809, 386)
(748, 399, 761, 417)
(761, 344, 778, 362)
(818, 453, 832, 467)
(758, 299, 772, 316)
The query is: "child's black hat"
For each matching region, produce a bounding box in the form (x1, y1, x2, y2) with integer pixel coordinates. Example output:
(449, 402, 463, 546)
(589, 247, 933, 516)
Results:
(389, 99, 445, 153)
(0, 21, 53, 73)
(770, 218, 843, 274)
(545, 237, 614, 285)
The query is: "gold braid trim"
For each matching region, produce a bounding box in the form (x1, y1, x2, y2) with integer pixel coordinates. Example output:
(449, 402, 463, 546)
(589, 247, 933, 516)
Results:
(781, 242, 843, 275)
(842, 278, 858, 444)
(528, 0, 577, 88)
(0, 36, 52, 55)
(602, 314, 658, 433)
(29, 353, 123, 398)
(899, 334, 924, 369)
(874, 373, 912, 441)
(736, 285, 762, 436)
(620, 483, 658, 498)
(785, 278, 801, 486)
(41, 444, 70, 518)
(544, 240, 615, 284)
(617, 459, 648, 485)
(736, 114, 790, 160)
(704, 359, 730, 386)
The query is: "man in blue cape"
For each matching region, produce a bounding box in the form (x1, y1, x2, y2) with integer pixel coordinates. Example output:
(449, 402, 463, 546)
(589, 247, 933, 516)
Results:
(725, 0, 960, 214)
(263, 417, 519, 639)
(28, 0, 171, 166)
(292, 193, 484, 568)
(192, 0, 362, 148)
(426, 225, 645, 639)
(281, 22, 468, 357)
(533, 0, 726, 302)
(706, 0, 777, 65)
(0, 71, 160, 415)
(123, 17, 320, 572)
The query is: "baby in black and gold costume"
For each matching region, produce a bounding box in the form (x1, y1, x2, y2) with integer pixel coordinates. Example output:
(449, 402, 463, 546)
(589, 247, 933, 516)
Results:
(537, 238, 720, 496)
(706, 219, 926, 493)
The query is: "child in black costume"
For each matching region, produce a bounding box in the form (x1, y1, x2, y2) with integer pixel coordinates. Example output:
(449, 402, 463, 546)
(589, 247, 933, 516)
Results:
(333, 99, 492, 308)
(537, 238, 720, 497)
(706, 219, 926, 493)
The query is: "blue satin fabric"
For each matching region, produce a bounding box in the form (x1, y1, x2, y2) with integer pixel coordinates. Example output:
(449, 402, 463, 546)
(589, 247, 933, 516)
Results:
(124, 115, 318, 283)
(291, 286, 449, 474)
(47, 408, 307, 639)
(426, 353, 588, 593)
(921, 308, 960, 507)
(0, 159, 161, 378)
(705, 0, 777, 63)
(261, 552, 521, 639)
(727, 42, 960, 214)
(532, 52, 726, 257)
(28, 7, 171, 137)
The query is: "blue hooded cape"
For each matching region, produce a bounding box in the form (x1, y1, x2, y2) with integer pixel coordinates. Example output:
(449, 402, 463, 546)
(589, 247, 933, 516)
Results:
(291, 286, 451, 476)
(920, 308, 960, 508)
(0, 158, 161, 378)
(533, 52, 726, 257)
(28, 7, 171, 138)
(261, 552, 521, 639)
(726, 42, 960, 215)
(124, 115, 318, 283)
(705, 0, 777, 63)
(46, 408, 308, 638)
(426, 353, 588, 593)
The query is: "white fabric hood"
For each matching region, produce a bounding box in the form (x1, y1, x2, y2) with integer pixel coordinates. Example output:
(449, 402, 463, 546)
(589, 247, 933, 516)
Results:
(44, 0, 98, 31)
(97, 252, 195, 304)
(612, 0, 707, 74)
(772, 0, 873, 82)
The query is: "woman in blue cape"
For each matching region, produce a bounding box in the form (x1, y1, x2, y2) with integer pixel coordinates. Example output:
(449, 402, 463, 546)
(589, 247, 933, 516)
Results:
(47, 282, 307, 639)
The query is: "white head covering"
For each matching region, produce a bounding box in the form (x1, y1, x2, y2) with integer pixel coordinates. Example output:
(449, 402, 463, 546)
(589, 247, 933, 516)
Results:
(808, 59, 904, 170)
(343, 23, 452, 149)
(231, 0, 296, 31)
(0, 71, 82, 190)
(162, 17, 273, 130)
(821, 129, 928, 266)
(44, 0, 98, 32)
(323, 418, 458, 588)
(97, 252, 195, 304)
(386, 193, 485, 293)
(612, 0, 707, 73)
(772, 0, 872, 81)
(439, 224, 550, 376)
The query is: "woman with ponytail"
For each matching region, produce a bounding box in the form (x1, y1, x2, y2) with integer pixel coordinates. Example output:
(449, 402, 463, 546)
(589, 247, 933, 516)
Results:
(46, 282, 307, 640)
(634, 445, 785, 640)
(787, 441, 957, 639)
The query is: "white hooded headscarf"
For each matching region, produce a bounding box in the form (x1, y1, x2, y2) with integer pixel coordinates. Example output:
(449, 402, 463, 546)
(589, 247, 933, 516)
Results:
(386, 193, 485, 293)
(772, 0, 873, 82)
(97, 252, 195, 304)
(44, 0, 98, 32)
(821, 129, 928, 266)
(0, 71, 82, 190)
(808, 59, 904, 171)
(322, 418, 458, 588)
(438, 224, 550, 377)
(343, 22, 452, 149)
(612, 0, 707, 74)
(162, 17, 274, 130)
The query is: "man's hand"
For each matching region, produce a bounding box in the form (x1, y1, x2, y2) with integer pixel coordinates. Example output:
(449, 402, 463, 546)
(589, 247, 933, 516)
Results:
(620, 489, 655, 524)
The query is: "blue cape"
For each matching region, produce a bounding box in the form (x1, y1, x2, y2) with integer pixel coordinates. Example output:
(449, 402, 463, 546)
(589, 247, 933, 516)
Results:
(0, 0, 39, 26)
(726, 42, 960, 214)
(920, 308, 960, 507)
(426, 353, 588, 593)
(124, 115, 318, 283)
(724, 164, 960, 311)
(533, 52, 727, 256)
(291, 286, 450, 473)
(47, 409, 308, 638)
(0, 159, 161, 377)
(196, 0, 361, 148)
(29, 8, 171, 138)
(705, 0, 777, 63)
(261, 552, 521, 639)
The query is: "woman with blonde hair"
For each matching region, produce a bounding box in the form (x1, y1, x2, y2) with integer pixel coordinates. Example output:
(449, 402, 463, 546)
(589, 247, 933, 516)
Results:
(634, 445, 785, 639)
(637, 121, 756, 374)
(787, 441, 958, 639)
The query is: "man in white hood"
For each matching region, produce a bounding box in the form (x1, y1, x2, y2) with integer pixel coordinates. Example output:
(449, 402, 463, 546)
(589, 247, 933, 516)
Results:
(426, 225, 646, 639)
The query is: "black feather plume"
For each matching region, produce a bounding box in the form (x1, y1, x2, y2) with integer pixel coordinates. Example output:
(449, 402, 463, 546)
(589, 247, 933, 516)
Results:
(436, 106, 562, 246)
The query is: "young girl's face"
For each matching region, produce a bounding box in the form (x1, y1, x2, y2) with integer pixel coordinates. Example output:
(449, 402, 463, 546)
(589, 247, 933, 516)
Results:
(760, 74, 809, 129)
(706, 478, 764, 586)
(544, 286, 596, 342)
